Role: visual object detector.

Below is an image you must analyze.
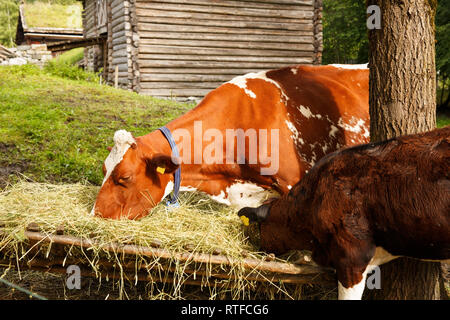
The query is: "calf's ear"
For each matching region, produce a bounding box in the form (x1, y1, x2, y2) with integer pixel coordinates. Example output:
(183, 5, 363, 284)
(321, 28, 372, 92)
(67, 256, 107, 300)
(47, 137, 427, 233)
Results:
(238, 205, 270, 226)
(147, 153, 180, 174)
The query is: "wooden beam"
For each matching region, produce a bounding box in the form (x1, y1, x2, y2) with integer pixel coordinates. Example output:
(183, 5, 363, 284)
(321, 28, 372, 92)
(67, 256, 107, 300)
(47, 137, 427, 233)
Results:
(46, 37, 104, 53)
(22, 230, 334, 277)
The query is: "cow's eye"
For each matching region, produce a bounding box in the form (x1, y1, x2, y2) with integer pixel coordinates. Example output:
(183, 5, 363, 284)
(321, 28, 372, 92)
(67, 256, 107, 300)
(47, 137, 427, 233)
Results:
(119, 176, 131, 183)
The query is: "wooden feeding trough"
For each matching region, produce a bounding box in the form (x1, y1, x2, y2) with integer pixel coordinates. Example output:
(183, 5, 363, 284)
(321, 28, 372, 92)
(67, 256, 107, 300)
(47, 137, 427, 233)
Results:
(0, 222, 336, 297)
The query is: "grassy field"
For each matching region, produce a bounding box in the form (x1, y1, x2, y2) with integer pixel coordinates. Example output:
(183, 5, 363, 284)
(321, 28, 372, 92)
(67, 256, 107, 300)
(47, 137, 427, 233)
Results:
(0, 64, 194, 186)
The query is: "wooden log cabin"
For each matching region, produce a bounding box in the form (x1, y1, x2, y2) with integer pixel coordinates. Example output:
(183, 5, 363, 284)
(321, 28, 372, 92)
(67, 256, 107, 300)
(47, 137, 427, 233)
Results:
(81, 0, 323, 100)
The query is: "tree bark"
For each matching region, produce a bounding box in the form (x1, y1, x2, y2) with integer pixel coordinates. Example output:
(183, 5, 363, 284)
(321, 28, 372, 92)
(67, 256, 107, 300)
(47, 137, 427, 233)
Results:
(368, 0, 436, 141)
(366, 0, 446, 300)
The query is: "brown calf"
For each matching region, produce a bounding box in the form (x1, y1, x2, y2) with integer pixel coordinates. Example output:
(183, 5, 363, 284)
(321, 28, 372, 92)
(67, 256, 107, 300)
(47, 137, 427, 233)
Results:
(238, 126, 450, 299)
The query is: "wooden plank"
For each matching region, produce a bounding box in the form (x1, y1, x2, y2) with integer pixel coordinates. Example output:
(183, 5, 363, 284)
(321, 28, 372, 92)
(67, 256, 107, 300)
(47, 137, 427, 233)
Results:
(139, 67, 271, 75)
(111, 61, 130, 71)
(139, 87, 213, 97)
(112, 21, 131, 33)
(138, 44, 314, 57)
(137, 22, 312, 36)
(111, 0, 124, 7)
(111, 0, 129, 16)
(112, 48, 128, 58)
(138, 60, 311, 69)
(140, 74, 240, 82)
(137, 81, 223, 89)
(138, 31, 313, 44)
(112, 34, 131, 45)
(137, 16, 313, 31)
(138, 54, 314, 64)
(223, 0, 314, 4)
(135, 2, 314, 19)
(138, 0, 314, 11)
(135, 8, 313, 23)
(139, 38, 314, 51)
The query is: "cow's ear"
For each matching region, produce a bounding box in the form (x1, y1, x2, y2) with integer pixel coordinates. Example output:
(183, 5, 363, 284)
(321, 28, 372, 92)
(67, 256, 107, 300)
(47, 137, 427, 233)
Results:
(147, 153, 180, 174)
(237, 205, 270, 226)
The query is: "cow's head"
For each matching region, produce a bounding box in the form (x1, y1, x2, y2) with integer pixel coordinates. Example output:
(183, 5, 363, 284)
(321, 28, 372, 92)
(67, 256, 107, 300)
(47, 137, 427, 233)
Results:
(91, 130, 180, 219)
(238, 198, 308, 255)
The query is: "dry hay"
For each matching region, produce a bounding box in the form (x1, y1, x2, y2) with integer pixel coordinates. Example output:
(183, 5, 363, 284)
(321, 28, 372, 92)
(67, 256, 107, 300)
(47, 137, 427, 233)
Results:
(0, 179, 327, 300)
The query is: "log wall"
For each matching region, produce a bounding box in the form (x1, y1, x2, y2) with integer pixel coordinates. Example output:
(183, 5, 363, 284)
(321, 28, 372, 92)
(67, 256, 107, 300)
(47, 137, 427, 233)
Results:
(135, 0, 322, 99)
(81, 0, 323, 98)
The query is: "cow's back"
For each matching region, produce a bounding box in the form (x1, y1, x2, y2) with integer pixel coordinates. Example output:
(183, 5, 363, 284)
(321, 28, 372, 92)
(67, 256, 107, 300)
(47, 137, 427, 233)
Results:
(266, 65, 369, 170)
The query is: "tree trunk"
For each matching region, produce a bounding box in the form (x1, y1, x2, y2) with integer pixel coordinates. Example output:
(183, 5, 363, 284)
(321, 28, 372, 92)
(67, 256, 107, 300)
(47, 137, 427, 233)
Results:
(368, 0, 436, 140)
(366, 0, 446, 300)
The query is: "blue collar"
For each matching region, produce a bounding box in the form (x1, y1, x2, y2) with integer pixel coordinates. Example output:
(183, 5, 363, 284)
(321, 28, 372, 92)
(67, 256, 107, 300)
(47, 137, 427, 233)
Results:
(158, 126, 181, 208)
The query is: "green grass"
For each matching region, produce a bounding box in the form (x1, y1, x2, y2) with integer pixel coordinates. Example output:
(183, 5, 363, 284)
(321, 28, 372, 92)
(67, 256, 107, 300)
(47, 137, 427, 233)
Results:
(53, 47, 84, 65)
(437, 112, 450, 128)
(23, 1, 82, 29)
(0, 64, 194, 185)
(44, 48, 97, 82)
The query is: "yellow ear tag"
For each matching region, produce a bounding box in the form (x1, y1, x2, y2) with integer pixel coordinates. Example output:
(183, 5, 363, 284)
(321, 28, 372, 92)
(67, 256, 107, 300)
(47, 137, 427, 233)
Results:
(156, 166, 166, 174)
(240, 215, 250, 227)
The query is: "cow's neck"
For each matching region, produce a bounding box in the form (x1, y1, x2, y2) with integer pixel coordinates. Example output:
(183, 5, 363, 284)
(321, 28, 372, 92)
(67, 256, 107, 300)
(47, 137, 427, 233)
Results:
(141, 104, 279, 208)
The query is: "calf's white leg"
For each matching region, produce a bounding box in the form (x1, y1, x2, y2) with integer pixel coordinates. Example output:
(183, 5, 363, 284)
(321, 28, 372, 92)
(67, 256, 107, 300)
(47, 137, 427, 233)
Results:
(338, 270, 368, 300)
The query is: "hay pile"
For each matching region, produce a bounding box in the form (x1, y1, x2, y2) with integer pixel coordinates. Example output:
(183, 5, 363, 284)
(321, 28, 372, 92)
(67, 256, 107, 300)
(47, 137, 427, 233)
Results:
(0, 180, 310, 300)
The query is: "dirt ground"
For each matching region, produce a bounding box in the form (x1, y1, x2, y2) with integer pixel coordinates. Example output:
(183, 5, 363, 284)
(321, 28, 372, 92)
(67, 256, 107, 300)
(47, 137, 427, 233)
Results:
(0, 267, 336, 300)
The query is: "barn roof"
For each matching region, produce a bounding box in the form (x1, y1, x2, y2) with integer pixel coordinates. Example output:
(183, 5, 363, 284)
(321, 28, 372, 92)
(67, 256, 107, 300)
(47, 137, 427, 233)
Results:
(16, 2, 83, 45)
(21, 1, 83, 30)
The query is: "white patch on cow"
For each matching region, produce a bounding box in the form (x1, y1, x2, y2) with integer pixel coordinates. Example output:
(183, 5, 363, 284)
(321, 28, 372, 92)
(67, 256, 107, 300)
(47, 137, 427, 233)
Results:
(227, 75, 257, 99)
(338, 247, 397, 300)
(298, 105, 313, 119)
(338, 117, 370, 138)
(179, 186, 198, 192)
(227, 182, 279, 209)
(321, 142, 330, 154)
(338, 275, 367, 300)
(285, 120, 304, 145)
(227, 71, 289, 102)
(210, 190, 231, 206)
(291, 68, 298, 75)
(163, 180, 174, 200)
(287, 185, 292, 190)
(323, 118, 339, 139)
(209, 182, 279, 209)
(90, 130, 136, 216)
(101, 130, 136, 186)
(330, 63, 368, 70)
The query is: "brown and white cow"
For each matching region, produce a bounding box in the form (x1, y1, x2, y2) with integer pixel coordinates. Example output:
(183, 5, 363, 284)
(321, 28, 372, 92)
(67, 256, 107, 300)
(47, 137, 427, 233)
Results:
(91, 64, 370, 219)
(238, 126, 450, 300)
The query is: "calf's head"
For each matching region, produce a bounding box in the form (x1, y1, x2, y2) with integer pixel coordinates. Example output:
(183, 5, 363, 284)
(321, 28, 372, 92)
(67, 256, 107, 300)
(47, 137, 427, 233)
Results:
(91, 130, 180, 219)
(238, 198, 310, 255)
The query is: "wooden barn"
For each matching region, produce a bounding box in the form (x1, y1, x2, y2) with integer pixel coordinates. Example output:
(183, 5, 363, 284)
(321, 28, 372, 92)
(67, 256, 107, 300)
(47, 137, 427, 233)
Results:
(80, 0, 323, 99)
